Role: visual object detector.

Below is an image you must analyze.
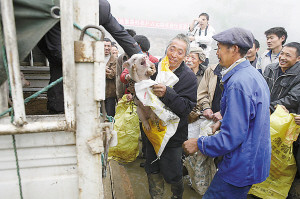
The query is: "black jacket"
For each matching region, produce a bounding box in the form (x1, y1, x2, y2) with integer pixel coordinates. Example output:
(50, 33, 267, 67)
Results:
(38, 0, 141, 113)
(263, 62, 300, 114)
(264, 62, 300, 175)
(99, 0, 141, 57)
(152, 61, 197, 147)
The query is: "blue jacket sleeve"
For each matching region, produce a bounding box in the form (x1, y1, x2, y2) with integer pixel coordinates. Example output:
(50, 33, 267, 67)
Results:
(198, 87, 254, 157)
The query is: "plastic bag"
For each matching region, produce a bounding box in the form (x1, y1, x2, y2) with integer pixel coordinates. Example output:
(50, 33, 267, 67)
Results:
(183, 119, 217, 195)
(249, 105, 300, 199)
(108, 95, 140, 163)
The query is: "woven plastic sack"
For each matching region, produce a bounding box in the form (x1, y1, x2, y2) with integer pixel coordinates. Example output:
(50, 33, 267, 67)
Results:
(183, 119, 217, 195)
(188, 118, 206, 139)
(108, 95, 140, 163)
(135, 56, 180, 158)
(249, 105, 300, 199)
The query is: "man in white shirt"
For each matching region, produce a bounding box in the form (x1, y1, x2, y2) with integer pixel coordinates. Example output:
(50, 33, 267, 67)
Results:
(188, 13, 215, 66)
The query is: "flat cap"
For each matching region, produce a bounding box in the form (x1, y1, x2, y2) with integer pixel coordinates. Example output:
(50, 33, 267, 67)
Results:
(189, 46, 206, 62)
(212, 27, 254, 49)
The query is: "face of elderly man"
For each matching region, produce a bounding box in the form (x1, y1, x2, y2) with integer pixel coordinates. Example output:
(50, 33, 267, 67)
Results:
(216, 42, 236, 68)
(186, 53, 202, 73)
(167, 39, 187, 70)
(279, 46, 300, 72)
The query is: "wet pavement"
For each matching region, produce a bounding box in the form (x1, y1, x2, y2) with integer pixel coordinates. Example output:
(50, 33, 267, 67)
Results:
(122, 158, 201, 199)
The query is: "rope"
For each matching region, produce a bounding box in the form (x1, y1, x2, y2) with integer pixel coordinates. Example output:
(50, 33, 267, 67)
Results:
(99, 113, 115, 123)
(12, 132, 24, 199)
(0, 77, 63, 118)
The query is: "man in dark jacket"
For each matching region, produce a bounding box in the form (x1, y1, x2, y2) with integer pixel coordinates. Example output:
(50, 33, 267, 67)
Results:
(38, 0, 141, 113)
(263, 42, 300, 197)
(145, 34, 197, 199)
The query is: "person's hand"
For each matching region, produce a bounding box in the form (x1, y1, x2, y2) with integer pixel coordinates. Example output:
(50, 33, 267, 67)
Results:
(125, 74, 131, 81)
(281, 105, 289, 113)
(211, 121, 221, 134)
(126, 93, 133, 101)
(106, 68, 111, 76)
(203, 108, 213, 120)
(212, 111, 222, 122)
(295, 115, 300, 125)
(183, 138, 199, 155)
(152, 84, 166, 98)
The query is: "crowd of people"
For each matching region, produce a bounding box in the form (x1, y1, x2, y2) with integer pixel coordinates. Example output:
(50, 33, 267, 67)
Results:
(37, 2, 300, 198)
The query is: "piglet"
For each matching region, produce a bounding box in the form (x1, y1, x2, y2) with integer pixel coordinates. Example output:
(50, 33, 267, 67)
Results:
(123, 54, 157, 130)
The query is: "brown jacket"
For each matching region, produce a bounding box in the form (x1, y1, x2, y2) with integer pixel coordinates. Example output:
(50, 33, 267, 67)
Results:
(115, 53, 129, 99)
(105, 55, 117, 98)
(189, 64, 218, 123)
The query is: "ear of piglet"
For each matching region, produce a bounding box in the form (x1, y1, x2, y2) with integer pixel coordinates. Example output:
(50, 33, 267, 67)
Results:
(122, 61, 131, 69)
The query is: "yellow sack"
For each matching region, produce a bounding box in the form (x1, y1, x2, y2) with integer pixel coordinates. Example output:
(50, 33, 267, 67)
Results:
(249, 105, 300, 199)
(108, 95, 140, 163)
(143, 119, 167, 155)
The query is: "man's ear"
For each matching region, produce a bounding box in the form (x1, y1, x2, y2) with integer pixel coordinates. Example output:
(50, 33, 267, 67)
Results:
(296, 56, 300, 62)
(280, 35, 286, 43)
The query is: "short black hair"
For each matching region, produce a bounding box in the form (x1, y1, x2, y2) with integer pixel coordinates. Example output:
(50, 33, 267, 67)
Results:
(284, 42, 300, 57)
(126, 29, 136, 37)
(103, 38, 111, 43)
(264, 27, 288, 45)
(134, 35, 150, 52)
(199, 13, 209, 21)
(254, 39, 260, 49)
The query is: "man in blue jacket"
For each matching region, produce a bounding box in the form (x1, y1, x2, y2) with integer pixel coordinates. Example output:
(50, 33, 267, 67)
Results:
(183, 27, 271, 198)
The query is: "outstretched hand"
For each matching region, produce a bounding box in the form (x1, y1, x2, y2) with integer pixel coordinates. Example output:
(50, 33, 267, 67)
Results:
(183, 138, 199, 155)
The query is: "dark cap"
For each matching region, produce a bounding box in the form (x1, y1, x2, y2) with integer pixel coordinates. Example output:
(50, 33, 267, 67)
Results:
(212, 27, 254, 50)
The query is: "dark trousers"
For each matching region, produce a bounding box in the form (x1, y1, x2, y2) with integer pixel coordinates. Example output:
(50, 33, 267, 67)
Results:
(145, 139, 183, 184)
(105, 97, 116, 117)
(203, 172, 252, 199)
(140, 122, 147, 157)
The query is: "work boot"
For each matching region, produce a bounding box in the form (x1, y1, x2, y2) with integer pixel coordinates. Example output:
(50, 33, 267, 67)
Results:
(171, 179, 184, 199)
(147, 173, 164, 199)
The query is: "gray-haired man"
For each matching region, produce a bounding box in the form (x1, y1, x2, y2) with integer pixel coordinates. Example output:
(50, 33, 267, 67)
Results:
(145, 34, 197, 199)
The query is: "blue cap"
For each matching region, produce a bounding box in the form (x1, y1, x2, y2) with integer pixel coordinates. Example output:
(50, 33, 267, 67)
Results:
(212, 27, 254, 50)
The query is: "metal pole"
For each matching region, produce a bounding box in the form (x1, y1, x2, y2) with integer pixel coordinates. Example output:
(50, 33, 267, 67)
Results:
(73, 0, 104, 198)
(1, 0, 27, 126)
(0, 120, 68, 135)
(60, 0, 76, 130)
(0, 81, 9, 114)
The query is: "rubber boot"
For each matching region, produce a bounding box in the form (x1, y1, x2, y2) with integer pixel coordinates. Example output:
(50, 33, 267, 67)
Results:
(171, 179, 184, 199)
(147, 173, 164, 199)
